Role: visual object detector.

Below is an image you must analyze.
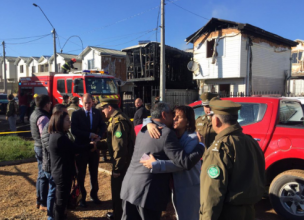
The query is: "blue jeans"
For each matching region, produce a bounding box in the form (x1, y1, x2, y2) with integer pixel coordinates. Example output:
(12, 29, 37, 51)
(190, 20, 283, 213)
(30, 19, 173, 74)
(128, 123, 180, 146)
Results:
(34, 146, 48, 206)
(8, 115, 17, 133)
(45, 172, 56, 220)
(19, 105, 27, 122)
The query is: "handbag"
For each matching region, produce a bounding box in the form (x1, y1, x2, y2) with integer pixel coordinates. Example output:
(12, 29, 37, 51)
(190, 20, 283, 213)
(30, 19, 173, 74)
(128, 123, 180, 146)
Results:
(67, 163, 82, 209)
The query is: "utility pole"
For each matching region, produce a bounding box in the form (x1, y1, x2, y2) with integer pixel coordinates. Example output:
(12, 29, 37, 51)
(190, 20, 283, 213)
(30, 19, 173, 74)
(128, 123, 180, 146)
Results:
(2, 41, 7, 94)
(160, 0, 166, 102)
(52, 29, 58, 72)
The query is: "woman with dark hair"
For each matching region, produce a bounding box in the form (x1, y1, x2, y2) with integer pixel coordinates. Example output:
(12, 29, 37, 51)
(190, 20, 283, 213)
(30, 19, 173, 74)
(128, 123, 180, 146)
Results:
(140, 105, 201, 220)
(48, 111, 96, 220)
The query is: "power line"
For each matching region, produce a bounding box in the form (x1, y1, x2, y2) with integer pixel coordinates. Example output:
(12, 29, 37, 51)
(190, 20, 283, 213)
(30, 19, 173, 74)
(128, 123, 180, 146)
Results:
(168, 1, 209, 20)
(1, 33, 51, 41)
(6, 34, 52, 45)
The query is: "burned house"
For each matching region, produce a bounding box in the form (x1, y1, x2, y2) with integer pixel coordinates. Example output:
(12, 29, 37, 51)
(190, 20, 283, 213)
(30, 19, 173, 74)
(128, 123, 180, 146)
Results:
(122, 42, 197, 110)
(185, 18, 297, 97)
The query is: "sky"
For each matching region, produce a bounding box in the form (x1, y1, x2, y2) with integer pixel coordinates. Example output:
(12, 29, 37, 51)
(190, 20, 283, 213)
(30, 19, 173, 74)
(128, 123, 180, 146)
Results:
(0, 0, 303, 58)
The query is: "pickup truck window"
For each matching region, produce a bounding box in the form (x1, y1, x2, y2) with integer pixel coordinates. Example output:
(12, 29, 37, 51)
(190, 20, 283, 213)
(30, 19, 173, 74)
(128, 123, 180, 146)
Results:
(193, 102, 267, 126)
(238, 103, 267, 126)
(279, 100, 304, 124)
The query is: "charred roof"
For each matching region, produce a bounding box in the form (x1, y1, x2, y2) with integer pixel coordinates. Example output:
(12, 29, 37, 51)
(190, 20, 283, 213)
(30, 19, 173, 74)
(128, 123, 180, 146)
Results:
(185, 18, 297, 47)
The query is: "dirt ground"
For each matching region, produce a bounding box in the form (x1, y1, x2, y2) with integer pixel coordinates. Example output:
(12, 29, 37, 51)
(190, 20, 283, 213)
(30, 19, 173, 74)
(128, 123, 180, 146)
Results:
(0, 158, 285, 220)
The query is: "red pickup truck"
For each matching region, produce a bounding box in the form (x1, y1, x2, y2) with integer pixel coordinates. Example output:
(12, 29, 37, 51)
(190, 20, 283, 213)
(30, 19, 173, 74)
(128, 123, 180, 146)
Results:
(189, 97, 304, 220)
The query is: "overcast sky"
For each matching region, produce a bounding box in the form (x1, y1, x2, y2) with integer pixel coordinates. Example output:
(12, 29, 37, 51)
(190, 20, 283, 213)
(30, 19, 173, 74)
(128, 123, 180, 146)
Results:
(1, 0, 303, 57)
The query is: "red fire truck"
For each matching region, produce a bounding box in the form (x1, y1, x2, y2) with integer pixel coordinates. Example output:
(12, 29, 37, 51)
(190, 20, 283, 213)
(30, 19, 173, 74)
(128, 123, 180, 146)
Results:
(18, 70, 121, 107)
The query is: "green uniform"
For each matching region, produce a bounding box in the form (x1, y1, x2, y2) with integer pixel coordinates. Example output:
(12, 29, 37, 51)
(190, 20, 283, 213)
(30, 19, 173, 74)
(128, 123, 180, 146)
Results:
(196, 115, 216, 148)
(106, 109, 135, 220)
(67, 103, 80, 118)
(200, 123, 265, 220)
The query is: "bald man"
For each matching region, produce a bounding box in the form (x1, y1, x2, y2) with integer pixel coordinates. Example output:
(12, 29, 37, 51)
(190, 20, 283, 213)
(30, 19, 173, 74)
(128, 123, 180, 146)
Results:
(133, 98, 148, 126)
(71, 93, 106, 207)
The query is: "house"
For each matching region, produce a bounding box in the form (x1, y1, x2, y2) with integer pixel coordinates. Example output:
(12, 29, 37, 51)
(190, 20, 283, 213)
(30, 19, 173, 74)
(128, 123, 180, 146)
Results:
(37, 55, 51, 72)
(289, 39, 304, 96)
(26, 57, 40, 76)
(14, 57, 30, 80)
(79, 46, 126, 81)
(0, 56, 18, 82)
(49, 53, 82, 72)
(0, 56, 18, 93)
(121, 41, 197, 116)
(185, 18, 298, 97)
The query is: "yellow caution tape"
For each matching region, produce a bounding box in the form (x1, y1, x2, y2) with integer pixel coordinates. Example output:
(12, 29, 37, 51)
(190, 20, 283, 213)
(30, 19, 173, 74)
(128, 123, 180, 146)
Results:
(0, 130, 31, 135)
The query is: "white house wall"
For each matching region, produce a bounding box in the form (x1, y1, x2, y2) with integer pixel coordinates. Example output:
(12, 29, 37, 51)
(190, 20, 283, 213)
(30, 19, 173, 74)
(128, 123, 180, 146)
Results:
(193, 31, 242, 80)
(7, 62, 17, 80)
(82, 49, 101, 70)
(28, 60, 39, 76)
(240, 36, 291, 94)
(17, 59, 28, 80)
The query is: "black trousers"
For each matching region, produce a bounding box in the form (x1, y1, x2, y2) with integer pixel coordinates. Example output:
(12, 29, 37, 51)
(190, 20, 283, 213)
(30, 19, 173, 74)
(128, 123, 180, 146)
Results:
(53, 178, 72, 220)
(111, 170, 126, 220)
(121, 200, 162, 220)
(76, 150, 100, 201)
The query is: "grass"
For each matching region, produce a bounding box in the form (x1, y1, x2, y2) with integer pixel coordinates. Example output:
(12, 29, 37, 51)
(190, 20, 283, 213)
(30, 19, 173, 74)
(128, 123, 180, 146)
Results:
(0, 136, 34, 162)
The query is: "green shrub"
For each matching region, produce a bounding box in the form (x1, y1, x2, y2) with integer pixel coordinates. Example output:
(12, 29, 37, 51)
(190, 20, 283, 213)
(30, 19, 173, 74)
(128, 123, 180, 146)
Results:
(0, 136, 34, 162)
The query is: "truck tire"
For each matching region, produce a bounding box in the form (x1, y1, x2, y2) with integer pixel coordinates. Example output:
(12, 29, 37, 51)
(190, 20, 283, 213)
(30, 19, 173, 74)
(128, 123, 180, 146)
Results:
(269, 169, 304, 220)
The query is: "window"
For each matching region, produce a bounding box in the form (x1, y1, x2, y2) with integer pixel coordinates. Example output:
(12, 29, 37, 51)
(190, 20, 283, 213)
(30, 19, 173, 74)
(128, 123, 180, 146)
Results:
(238, 103, 267, 126)
(85, 78, 118, 94)
(40, 65, 44, 72)
(57, 64, 61, 72)
(88, 59, 95, 69)
(57, 80, 66, 93)
(292, 53, 298, 63)
(20, 65, 24, 73)
(207, 39, 215, 58)
(193, 106, 205, 120)
(279, 100, 304, 124)
(67, 79, 72, 93)
(292, 51, 304, 64)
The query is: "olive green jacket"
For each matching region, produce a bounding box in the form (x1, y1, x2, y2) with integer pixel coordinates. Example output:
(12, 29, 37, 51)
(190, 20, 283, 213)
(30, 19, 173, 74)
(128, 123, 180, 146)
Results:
(6, 100, 18, 117)
(200, 124, 265, 220)
(196, 115, 216, 149)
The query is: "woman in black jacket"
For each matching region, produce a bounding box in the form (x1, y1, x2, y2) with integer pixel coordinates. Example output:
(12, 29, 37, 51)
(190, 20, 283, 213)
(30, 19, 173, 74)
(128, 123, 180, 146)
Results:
(48, 111, 95, 220)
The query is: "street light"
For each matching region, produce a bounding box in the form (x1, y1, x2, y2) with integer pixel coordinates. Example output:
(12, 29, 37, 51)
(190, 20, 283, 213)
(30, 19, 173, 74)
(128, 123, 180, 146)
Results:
(33, 3, 58, 72)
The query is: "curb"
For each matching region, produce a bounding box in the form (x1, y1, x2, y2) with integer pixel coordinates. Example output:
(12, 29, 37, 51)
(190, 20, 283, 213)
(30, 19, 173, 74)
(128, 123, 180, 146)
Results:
(98, 167, 112, 175)
(0, 158, 36, 167)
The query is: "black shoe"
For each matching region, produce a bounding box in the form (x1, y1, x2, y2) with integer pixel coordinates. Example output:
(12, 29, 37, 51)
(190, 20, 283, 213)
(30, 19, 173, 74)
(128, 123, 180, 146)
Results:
(79, 200, 87, 208)
(90, 197, 102, 204)
(106, 212, 114, 220)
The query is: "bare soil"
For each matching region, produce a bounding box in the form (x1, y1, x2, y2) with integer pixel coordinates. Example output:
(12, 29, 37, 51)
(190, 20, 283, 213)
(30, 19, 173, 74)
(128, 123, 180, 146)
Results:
(0, 159, 284, 220)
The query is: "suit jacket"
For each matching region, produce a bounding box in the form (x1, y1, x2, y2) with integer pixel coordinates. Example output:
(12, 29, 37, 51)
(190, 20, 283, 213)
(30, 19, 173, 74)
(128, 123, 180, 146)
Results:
(71, 108, 106, 146)
(120, 120, 204, 211)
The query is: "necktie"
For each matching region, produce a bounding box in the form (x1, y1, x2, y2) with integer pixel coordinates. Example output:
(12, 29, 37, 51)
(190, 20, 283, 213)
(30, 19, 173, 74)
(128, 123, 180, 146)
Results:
(87, 111, 91, 130)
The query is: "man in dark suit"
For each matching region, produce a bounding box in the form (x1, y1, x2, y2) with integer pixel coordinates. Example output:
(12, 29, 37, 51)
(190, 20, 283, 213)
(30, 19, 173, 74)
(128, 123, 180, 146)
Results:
(71, 93, 106, 207)
(120, 102, 204, 220)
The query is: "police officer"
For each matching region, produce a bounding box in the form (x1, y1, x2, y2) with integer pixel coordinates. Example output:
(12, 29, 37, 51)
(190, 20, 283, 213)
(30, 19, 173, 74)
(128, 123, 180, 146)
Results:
(199, 99, 265, 220)
(61, 58, 78, 73)
(96, 98, 135, 220)
(67, 96, 80, 118)
(196, 92, 218, 148)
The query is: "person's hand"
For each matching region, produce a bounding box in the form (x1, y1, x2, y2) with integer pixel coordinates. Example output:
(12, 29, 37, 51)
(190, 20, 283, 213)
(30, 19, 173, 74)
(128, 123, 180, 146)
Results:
(197, 131, 205, 143)
(90, 133, 98, 139)
(94, 136, 101, 142)
(140, 154, 156, 169)
(113, 172, 120, 178)
(90, 141, 97, 152)
(5, 116, 8, 120)
(147, 123, 162, 139)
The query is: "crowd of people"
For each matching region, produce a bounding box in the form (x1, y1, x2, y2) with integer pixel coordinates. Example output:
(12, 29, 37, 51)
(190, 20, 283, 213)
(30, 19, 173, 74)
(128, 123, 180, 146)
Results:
(28, 92, 265, 220)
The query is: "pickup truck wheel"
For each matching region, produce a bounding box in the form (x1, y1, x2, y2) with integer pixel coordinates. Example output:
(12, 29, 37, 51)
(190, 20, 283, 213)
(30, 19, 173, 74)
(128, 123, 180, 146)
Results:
(269, 170, 304, 220)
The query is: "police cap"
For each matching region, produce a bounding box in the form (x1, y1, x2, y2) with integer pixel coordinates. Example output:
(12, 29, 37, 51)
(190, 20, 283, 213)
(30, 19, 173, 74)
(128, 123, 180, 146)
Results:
(97, 98, 119, 108)
(70, 96, 79, 103)
(200, 92, 218, 106)
(209, 99, 241, 115)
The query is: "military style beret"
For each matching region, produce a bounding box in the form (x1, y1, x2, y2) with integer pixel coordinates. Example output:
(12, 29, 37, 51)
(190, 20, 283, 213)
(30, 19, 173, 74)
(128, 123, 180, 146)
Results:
(70, 96, 79, 103)
(97, 98, 119, 108)
(200, 92, 218, 106)
(209, 99, 241, 115)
